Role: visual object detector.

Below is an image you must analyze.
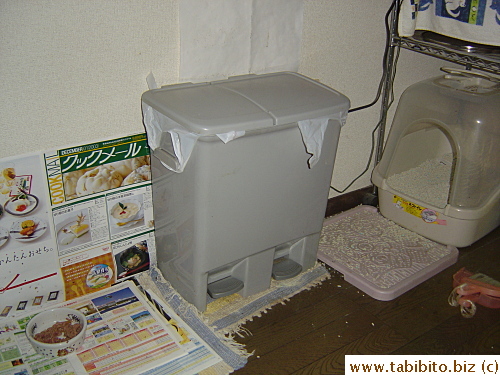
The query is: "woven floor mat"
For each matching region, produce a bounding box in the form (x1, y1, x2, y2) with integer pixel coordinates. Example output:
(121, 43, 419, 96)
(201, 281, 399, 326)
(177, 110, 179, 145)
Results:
(136, 262, 331, 373)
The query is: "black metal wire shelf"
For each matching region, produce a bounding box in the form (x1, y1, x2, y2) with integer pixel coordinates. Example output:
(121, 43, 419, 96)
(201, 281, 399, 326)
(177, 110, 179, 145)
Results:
(394, 36, 500, 75)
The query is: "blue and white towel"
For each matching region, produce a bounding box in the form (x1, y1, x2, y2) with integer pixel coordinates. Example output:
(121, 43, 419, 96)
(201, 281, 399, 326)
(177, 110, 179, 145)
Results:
(399, 0, 500, 46)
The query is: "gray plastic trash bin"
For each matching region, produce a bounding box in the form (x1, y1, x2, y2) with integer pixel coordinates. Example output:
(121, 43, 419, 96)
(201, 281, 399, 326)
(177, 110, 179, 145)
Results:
(142, 72, 350, 311)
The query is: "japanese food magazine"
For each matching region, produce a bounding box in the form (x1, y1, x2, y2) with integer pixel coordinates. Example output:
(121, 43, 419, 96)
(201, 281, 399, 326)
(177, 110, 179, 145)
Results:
(1, 133, 154, 317)
(0, 133, 223, 374)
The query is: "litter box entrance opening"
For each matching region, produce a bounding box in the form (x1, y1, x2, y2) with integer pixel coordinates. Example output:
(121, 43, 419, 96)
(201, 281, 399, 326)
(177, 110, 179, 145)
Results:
(385, 120, 457, 209)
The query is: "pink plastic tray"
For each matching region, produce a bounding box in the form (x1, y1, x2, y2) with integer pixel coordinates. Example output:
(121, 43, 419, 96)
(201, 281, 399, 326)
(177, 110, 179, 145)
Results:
(318, 205, 458, 301)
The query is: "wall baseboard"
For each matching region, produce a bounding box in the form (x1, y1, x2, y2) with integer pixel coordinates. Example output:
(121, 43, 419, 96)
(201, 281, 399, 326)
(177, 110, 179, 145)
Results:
(325, 186, 374, 218)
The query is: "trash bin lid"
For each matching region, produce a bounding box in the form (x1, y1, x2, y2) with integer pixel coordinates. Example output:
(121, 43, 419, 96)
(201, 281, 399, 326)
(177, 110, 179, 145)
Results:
(216, 72, 350, 126)
(141, 72, 350, 136)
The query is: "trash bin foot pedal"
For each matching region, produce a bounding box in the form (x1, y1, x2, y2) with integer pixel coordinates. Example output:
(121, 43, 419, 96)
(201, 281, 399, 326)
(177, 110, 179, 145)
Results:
(272, 258, 302, 280)
(207, 276, 244, 299)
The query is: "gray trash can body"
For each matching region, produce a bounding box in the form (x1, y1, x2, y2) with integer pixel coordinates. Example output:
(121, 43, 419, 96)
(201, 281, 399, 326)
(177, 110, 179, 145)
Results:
(142, 72, 350, 310)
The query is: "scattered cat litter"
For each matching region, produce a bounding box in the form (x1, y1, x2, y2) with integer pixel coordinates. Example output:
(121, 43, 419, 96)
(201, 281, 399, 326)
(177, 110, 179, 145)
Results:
(318, 205, 458, 301)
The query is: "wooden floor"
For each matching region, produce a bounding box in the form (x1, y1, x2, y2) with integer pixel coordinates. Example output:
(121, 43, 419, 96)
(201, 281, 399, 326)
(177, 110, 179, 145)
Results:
(233, 223, 500, 374)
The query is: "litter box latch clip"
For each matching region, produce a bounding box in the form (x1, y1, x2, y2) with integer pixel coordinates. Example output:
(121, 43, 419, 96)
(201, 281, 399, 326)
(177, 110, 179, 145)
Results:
(448, 267, 500, 318)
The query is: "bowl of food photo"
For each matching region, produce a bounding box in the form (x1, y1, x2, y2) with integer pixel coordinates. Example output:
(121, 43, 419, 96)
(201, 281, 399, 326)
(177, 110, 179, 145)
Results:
(119, 245, 147, 271)
(109, 198, 143, 228)
(10, 216, 48, 242)
(4, 193, 39, 216)
(26, 307, 87, 357)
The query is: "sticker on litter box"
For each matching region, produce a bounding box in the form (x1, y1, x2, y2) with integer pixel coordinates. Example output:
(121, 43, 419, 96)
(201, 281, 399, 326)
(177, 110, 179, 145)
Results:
(393, 195, 447, 225)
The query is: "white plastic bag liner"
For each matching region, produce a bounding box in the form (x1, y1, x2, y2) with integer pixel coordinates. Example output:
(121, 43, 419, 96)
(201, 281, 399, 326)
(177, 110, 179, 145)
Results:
(216, 130, 246, 143)
(144, 103, 348, 172)
(143, 104, 250, 172)
(298, 111, 348, 168)
(143, 104, 199, 173)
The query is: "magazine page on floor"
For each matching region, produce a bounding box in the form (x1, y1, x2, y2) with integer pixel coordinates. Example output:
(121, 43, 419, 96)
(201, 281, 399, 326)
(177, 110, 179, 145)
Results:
(0, 133, 155, 320)
(0, 281, 222, 375)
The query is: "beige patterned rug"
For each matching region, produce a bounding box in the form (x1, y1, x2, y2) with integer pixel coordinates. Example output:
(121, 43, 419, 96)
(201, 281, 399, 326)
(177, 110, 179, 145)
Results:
(136, 262, 330, 373)
(203, 262, 330, 335)
(318, 205, 458, 301)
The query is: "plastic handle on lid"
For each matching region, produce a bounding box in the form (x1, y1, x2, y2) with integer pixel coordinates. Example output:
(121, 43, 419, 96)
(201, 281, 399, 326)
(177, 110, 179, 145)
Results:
(153, 148, 181, 172)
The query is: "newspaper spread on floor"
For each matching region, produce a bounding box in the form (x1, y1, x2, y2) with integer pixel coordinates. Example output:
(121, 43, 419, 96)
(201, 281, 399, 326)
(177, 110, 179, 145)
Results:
(0, 280, 222, 375)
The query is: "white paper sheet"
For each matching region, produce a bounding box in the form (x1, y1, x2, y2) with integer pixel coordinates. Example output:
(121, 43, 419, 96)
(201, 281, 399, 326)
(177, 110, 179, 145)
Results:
(250, 0, 303, 74)
(179, 0, 303, 82)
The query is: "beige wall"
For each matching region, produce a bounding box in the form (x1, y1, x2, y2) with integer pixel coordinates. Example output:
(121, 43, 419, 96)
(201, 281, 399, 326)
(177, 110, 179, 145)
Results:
(1, 0, 455, 196)
(300, 0, 457, 197)
(1, 0, 179, 157)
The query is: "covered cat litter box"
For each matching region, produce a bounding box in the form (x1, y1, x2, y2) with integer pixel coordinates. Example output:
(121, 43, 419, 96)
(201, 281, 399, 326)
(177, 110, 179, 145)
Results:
(142, 72, 350, 311)
(372, 68, 500, 247)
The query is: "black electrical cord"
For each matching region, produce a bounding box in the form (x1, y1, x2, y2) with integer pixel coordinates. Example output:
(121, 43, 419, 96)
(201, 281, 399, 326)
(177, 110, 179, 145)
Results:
(348, 0, 399, 114)
(331, 46, 400, 194)
(348, 0, 398, 113)
(330, 0, 401, 194)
